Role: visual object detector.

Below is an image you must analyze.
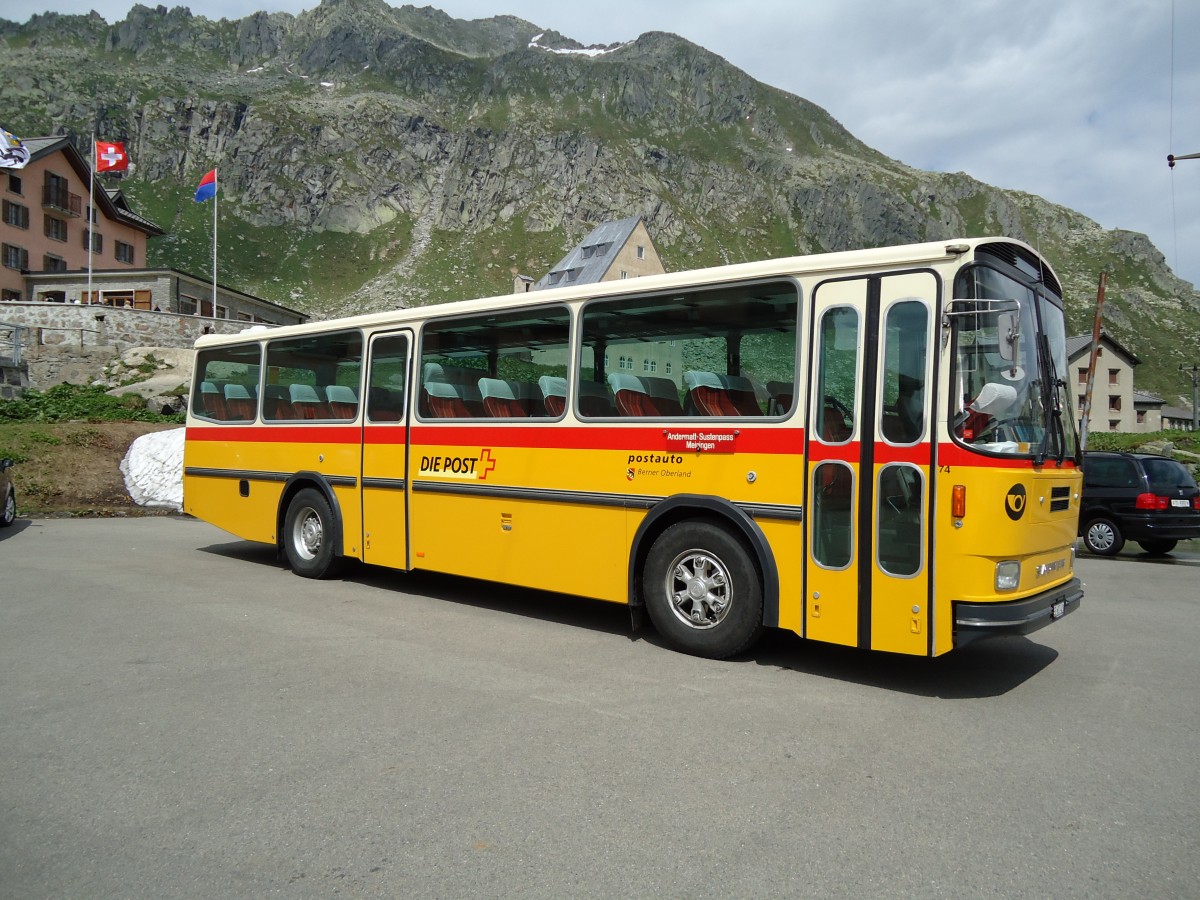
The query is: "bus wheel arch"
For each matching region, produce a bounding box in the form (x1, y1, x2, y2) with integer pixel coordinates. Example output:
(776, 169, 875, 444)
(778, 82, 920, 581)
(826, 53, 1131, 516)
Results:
(278, 474, 345, 579)
(631, 496, 779, 656)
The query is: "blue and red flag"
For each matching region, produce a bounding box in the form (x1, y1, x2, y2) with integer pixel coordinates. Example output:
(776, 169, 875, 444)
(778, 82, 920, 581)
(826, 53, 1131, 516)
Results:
(194, 169, 217, 202)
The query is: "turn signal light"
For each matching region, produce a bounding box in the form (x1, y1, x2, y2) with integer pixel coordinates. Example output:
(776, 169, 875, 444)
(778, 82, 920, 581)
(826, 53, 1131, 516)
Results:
(952, 484, 966, 518)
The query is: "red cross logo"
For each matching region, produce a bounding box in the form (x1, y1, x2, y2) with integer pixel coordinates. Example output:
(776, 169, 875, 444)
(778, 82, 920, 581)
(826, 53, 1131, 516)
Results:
(478, 448, 497, 480)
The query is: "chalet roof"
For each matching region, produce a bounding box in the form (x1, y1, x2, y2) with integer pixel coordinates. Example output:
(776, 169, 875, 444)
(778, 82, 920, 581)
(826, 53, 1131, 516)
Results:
(534, 215, 643, 290)
(21, 135, 164, 237)
(1066, 331, 1140, 367)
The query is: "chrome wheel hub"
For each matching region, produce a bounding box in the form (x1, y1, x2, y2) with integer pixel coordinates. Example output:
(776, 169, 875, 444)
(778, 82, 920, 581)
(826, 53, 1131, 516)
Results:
(665, 550, 731, 630)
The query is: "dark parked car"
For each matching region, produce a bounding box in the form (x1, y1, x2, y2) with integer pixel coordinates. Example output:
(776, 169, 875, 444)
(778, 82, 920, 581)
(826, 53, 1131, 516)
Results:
(1079, 451, 1200, 555)
(1, 458, 14, 528)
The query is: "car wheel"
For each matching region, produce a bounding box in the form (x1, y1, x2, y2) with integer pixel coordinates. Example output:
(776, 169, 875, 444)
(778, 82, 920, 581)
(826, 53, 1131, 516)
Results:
(1138, 539, 1178, 556)
(1083, 517, 1124, 556)
(282, 488, 344, 579)
(642, 519, 763, 659)
(0, 486, 14, 527)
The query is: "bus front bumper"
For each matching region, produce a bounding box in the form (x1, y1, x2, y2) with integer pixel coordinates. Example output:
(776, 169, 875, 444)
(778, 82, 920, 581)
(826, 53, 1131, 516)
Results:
(953, 578, 1083, 648)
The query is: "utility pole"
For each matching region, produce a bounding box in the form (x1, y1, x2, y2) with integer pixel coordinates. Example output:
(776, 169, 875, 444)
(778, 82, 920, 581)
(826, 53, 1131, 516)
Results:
(1182, 363, 1200, 431)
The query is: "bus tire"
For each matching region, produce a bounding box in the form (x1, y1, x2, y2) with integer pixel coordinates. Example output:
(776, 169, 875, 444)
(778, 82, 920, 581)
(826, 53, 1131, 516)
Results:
(283, 488, 344, 579)
(1083, 516, 1124, 556)
(642, 520, 763, 659)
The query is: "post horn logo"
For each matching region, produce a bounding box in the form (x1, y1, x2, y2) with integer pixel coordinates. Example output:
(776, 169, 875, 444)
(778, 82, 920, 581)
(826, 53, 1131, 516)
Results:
(1005, 483, 1027, 520)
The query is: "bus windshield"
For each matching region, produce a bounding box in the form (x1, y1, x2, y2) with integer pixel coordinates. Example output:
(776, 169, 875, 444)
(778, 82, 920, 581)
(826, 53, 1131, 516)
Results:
(951, 265, 1076, 461)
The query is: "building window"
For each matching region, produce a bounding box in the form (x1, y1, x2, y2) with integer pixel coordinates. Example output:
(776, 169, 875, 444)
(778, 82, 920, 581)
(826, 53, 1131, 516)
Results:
(636, 245, 645, 259)
(1108, 368, 1119, 386)
(620, 271, 628, 279)
(665, 361, 673, 375)
(1077, 395, 1086, 409)
(83, 229, 102, 253)
(115, 240, 134, 264)
(7, 173, 22, 195)
(1108, 395, 1121, 411)
(2, 243, 28, 270)
(1108, 420, 1119, 431)
(1136, 410, 1146, 424)
(1, 288, 20, 301)
(2, 199, 28, 229)
(42, 254, 67, 273)
(1077, 367, 1087, 384)
(44, 214, 68, 242)
(178, 296, 197, 315)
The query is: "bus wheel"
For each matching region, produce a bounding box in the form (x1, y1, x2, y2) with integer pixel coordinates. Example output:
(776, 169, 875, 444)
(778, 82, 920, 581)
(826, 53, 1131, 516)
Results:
(283, 488, 344, 579)
(1083, 517, 1124, 556)
(643, 520, 763, 659)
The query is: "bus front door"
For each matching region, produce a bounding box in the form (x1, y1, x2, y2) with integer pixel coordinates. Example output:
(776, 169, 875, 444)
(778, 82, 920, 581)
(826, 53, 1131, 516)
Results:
(360, 330, 412, 571)
(805, 272, 936, 654)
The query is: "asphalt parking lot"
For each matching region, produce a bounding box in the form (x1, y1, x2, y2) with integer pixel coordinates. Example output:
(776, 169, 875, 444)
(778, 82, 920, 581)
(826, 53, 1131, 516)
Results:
(2, 517, 1198, 899)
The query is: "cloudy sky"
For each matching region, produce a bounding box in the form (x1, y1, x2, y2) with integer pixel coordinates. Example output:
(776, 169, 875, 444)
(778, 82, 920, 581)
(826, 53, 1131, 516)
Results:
(22, 0, 1200, 289)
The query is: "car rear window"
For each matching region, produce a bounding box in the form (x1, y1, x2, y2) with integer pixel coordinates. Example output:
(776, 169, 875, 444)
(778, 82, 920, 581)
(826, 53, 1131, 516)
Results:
(1140, 458, 1198, 493)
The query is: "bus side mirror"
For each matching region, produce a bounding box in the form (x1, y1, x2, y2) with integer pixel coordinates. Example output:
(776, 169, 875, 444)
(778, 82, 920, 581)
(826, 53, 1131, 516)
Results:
(996, 311, 1019, 362)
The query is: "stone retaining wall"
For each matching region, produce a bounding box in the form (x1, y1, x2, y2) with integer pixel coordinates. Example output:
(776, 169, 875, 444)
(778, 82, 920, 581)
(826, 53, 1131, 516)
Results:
(1, 303, 247, 392)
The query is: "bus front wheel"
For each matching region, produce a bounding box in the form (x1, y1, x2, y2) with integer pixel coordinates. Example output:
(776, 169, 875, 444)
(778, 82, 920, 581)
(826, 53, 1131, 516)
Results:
(283, 488, 344, 579)
(642, 520, 763, 659)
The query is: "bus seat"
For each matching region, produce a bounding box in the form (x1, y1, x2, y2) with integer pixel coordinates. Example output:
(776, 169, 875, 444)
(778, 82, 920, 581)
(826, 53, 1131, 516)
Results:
(538, 376, 568, 417)
(640, 376, 685, 416)
(684, 370, 740, 417)
(367, 386, 403, 421)
(263, 384, 290, 420)
(422, 363, 484, 416)
(766, 380, 794, 416)
(200, 381, 227, 420)
(821, 398, 853, 442)
(608, 373, 656, 417)
(579, 380, 616, 417)
(324, 384, 359, 419)
(479, 378, 532, 418)
(289, 383, 330, 419)
(719, 374, 766, 416)
(223, 383, 255, 421)
(424, 381, 475, 418)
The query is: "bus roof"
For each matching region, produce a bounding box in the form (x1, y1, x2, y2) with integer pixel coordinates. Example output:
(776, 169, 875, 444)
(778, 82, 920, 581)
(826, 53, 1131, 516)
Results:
(195, 237, 1055, 348)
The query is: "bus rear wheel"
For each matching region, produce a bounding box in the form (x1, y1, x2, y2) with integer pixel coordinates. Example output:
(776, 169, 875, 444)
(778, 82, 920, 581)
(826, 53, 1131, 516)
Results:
(283, 488, 344, 579)
(642, 520, 763, 659)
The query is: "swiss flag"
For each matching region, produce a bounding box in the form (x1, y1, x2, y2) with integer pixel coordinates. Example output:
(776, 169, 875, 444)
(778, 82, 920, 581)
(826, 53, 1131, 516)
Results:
(95, 141, 129, 173)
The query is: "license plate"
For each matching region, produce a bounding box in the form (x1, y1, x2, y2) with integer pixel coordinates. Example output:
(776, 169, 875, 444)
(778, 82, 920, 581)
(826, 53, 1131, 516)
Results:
(1171, 498, 1189, 508)
(1051, 600, 1066, 620)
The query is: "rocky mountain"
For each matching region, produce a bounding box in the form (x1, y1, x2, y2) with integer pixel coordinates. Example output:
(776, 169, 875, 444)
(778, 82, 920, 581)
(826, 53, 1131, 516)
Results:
(3, 0, 1198, 402)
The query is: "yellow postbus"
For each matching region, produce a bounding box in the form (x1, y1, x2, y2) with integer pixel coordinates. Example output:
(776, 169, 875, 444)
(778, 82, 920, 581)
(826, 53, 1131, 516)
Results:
(184, 237, 1082, 658)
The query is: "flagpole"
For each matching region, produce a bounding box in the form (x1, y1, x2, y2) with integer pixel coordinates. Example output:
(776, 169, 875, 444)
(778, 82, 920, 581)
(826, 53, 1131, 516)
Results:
(87, 132, 95, 305)
(212, 168, 217, 319)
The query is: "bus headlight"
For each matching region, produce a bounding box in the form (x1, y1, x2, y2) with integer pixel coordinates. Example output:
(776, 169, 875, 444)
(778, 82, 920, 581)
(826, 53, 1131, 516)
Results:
(995, 561, 1021, 592)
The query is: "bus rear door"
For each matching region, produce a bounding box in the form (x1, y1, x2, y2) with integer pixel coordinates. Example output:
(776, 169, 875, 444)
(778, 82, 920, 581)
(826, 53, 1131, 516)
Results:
(361, 330, 412, 570)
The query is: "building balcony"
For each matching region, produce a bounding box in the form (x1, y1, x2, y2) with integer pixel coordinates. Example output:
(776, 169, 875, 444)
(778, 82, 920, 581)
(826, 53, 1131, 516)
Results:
(42, 186, 82, 218)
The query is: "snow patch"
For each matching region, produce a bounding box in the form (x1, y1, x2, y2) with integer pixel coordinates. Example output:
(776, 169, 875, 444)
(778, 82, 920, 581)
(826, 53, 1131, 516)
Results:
(528, 33, 627, 58)
(120, 428, 185, 511)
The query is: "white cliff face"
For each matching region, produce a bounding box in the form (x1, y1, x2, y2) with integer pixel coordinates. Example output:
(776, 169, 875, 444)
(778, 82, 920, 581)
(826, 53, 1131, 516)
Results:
(120, 428, 185, 511)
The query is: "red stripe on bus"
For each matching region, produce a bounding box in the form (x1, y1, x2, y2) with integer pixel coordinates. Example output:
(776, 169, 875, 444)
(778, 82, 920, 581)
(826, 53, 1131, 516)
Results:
(937, 442, 1078, 469)
(188, 422, 808, 453)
